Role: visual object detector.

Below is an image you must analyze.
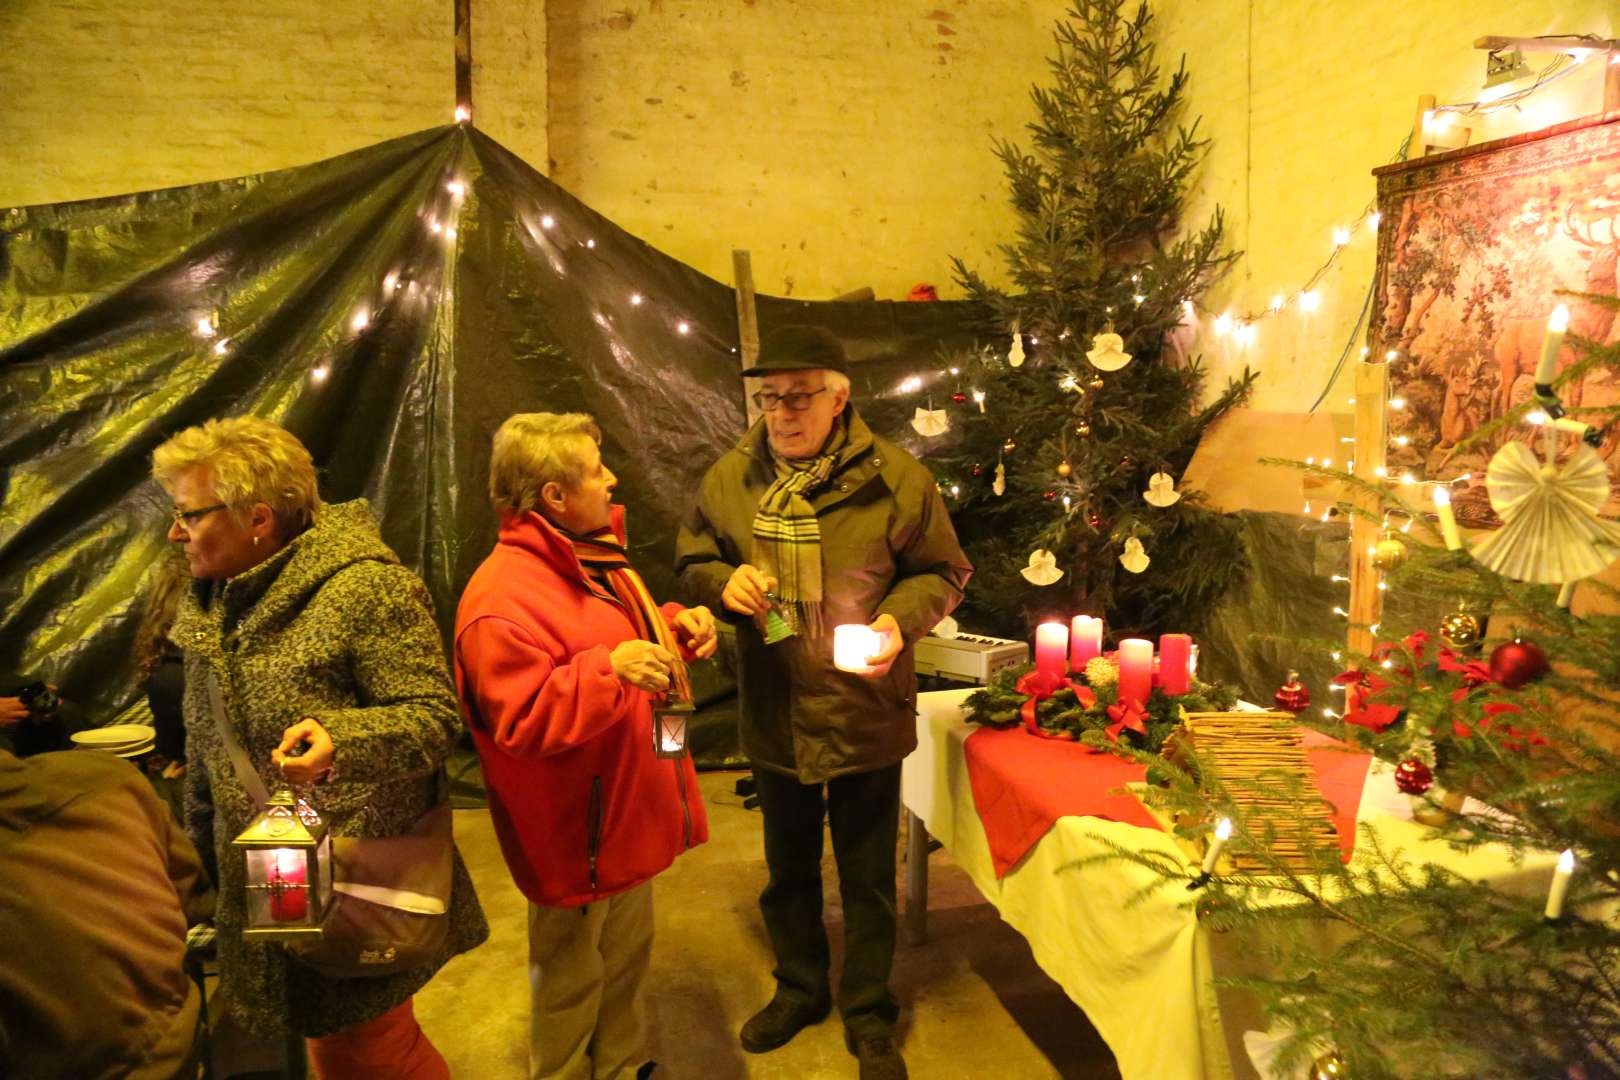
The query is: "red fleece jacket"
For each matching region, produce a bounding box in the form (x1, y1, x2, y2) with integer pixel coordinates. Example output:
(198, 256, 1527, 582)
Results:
(454, 507, 708, 907)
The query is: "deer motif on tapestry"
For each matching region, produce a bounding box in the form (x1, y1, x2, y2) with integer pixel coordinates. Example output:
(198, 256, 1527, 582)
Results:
(1490, 194, 1620, 420)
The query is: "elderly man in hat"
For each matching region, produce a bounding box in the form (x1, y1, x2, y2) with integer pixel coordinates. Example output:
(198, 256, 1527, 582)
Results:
(676, 325, 971, 1080)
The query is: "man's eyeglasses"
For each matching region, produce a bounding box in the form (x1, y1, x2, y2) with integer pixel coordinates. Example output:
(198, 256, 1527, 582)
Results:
(169, 503, 229, 529)
(751, 387, 827, 413)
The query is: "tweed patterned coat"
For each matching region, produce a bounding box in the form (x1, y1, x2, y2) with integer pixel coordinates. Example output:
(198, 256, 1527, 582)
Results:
(174, 499, 488, 1038)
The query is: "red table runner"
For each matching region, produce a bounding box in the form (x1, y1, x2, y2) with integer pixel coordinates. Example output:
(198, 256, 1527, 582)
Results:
(962, 724, 1373, 877)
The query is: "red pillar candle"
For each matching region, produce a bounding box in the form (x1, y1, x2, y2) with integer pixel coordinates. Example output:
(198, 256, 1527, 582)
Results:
(1034, 622, 1069, 679)
(1069, 616, 1103, 670)
(268, 849, 309, 922)
(1158, 633, 1193, 695)
(1117, 638, 1154, 707)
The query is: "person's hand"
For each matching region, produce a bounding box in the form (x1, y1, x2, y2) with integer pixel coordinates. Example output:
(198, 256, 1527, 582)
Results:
(673, 606, 719, 659)
(0, 697, 25, 728)
(272, 718, 335, 784)
(610, 639, 675, 693)
(854, 613, 904, 679)
(721, 565, 777, 617)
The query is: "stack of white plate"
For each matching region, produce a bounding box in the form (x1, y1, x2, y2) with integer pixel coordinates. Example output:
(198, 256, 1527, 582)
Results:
(70, 724, 157, 758)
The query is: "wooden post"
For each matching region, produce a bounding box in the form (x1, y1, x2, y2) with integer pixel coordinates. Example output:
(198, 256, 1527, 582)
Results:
(454, 0, 473, 122)
(1348, 361, 1389, 656)
(1409, 93, 1436, 158)
(1606, 53, 1620, 114)
(733, 250, 761, 427)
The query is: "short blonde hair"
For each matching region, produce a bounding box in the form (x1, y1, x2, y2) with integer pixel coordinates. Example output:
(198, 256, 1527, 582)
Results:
(152, 417, 322, 539)
(489, 412, 602, 516)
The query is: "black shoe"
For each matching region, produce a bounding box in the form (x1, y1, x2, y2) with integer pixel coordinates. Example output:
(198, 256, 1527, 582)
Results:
(739, 994, 831, 1053)
(846, 1032, 908, 1080)
(636, 1063, 657, 1080)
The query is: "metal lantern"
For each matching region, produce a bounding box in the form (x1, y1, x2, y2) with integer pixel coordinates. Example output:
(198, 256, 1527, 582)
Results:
(232, 787, 332, 941)
(653, 702, 693, 759)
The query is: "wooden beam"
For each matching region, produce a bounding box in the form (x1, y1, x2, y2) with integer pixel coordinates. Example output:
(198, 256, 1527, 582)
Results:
(733, 250, 761, 427)
(1606, 53, 1620, 114)
(454, 0, 473, 122)
(1347, 361, 1389, 656)
(1410, 93, 1436, 158)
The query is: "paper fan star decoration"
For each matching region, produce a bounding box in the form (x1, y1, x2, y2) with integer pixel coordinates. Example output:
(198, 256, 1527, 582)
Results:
(993, 462, 1006, 496)
(1119, 536, 1150, 573)
(1020, 548, 1063, 586)
(1471, 441, 1620, 583)
(1142, 471, 1181, 507)
(1008, 324, 1025, 368)
(911, 406, 949, 437)
(1086, 329, 1133, 372)
(932, 614, 960, 639)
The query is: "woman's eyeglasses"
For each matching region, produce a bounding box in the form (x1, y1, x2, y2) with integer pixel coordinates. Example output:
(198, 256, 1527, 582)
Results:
(169, 503, 228, 528)
(751, 388, 827, 413)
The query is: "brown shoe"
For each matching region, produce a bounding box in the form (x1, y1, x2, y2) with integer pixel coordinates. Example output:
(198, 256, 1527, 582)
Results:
(848, 1033, 908, 1080)
(739, 994, 831, 1053)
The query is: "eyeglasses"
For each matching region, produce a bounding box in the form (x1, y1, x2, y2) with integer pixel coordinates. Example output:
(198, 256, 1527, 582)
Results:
(751, 387, 827, 413)
(169, 503, 229, 529)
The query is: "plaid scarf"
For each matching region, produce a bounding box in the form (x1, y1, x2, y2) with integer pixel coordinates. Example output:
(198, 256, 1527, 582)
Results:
(752, 421, 847, 638)
(569, 529, 692, 705)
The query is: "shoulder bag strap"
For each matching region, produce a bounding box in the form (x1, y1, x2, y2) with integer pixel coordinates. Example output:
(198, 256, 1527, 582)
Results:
(206, 671, 271, 808)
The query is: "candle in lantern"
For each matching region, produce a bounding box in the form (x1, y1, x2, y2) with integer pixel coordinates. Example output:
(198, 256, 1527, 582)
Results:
(833, 624, 883, 673)
(268, 848, 308, 922)
(1201, 818, 1233, 875)
(1534, 304, 1571, 388)
(1158, 633, 1193, 695)
(1034, 622, 1069, 679)
(1545, 848, 1576, 921)
(1069, 616, 1103, 670)
(1431, 486, 1462, 551)
(1117, 638, 1154, 706)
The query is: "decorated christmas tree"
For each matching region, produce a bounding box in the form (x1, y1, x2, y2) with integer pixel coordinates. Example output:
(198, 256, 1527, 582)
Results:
(1120, 300, 1620, 1078)
(939, 0, 1256, 639)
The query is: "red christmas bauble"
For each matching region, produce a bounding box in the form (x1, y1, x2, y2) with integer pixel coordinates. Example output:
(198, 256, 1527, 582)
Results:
(971, 464, 983, 477)
(1043, 490, 1057, 501)
(1087, 511, 1104, 529)
(1394, 758, 1434, 795)
(1273, 673, 1310, 714)
(1489, 639, 1549, 690)
(952, 391, 967, 403)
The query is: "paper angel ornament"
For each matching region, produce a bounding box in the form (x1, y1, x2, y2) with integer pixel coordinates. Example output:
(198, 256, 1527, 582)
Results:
(993, 462, 1006, 496)
(1142, 471, 1181, 507)
(1008, 326, 1025, 368)
(1118, 536, 1150, 573)
(931, 614, 960, 639)
(1086, 330, 1133, 372)
(1020, 548, 1063, 586)
(911, 406, 949, 438)
(1471, 441, 1620, 583)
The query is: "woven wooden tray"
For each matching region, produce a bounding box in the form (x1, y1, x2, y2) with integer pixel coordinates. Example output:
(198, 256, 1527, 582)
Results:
(1183, 711, 1340, 875)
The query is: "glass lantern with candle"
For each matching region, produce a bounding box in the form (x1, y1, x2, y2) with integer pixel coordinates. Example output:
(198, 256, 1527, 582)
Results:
(653, 701, 694, 759)
(232, 787, 332, 941)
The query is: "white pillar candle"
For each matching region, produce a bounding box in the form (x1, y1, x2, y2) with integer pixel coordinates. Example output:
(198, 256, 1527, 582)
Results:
(1117, 638, 1154, 706)
(1534, 304, 1571, 387)
(833, 624, 882, 672)
(1545, 848, 1576, 920)
(1201, 818, 1233, 875)
(1431, 486, 1462, 551)
(1034, 622, 1069, 679)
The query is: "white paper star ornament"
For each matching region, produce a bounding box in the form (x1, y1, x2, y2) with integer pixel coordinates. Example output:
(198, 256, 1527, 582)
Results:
(1020, 548, 1063, 586)
(1119, 537, 1150, 573)
(1143, 471, 1181, 507)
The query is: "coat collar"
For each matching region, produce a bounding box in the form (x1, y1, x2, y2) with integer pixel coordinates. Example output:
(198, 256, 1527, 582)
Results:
(734, 406, 887, 511)
(497, 504, 629, 600)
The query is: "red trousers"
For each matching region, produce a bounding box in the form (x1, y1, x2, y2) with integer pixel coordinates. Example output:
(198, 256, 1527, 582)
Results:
(306, 998, 450, 1080)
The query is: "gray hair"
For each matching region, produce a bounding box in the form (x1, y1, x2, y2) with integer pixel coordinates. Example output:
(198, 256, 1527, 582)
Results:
(489, 412, 602, 516)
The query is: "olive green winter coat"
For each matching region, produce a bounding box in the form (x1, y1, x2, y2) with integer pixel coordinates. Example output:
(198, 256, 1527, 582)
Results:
(676, 408, 972, 783)
(173, 499, 487, 1039)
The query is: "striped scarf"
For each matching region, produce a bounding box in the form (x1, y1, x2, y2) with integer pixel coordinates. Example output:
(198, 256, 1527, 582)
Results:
(569, 529, 692, 705)
(752, 422, 847, 639)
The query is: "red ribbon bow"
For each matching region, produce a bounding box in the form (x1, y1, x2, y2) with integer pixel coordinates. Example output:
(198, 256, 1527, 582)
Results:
(1104, 699, 1147, 742)
(1016, 670, 1094, 739)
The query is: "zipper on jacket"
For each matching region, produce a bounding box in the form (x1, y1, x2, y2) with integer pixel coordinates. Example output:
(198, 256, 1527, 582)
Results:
(587, 775, 603, 893)
(674, 759, 693, 849)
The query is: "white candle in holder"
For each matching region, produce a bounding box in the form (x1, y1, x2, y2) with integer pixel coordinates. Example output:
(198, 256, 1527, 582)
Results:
(1534, 304, 1571, 387)
(1545, 848, 1576, 920)
(1201, 818, 1233, 874)
(1431, 486, 1462, 551)
(833, 624, 883, 672)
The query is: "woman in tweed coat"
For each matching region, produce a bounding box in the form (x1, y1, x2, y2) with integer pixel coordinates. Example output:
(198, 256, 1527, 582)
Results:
(154, 417, 487, 1077)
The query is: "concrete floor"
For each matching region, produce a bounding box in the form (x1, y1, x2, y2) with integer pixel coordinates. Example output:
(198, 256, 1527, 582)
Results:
(415, 770, 1120, 1080)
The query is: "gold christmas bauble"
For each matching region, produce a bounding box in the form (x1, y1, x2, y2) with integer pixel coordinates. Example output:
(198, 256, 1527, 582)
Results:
(1056, 461, 1072, 478)
(1310, 1051, 1347, 1079)
(1075, 422, 1092, 437)
(1439, 610, 1482, 651)
(1088, 376, 1106, 390)
(1372, 536, 1406, 571)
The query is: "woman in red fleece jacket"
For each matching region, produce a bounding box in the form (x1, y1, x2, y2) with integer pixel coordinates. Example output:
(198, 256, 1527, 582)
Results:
(455, 412, 714, 1080)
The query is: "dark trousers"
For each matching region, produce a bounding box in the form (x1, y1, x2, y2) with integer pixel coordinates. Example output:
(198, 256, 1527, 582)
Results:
(752, 762, 902, 1038)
